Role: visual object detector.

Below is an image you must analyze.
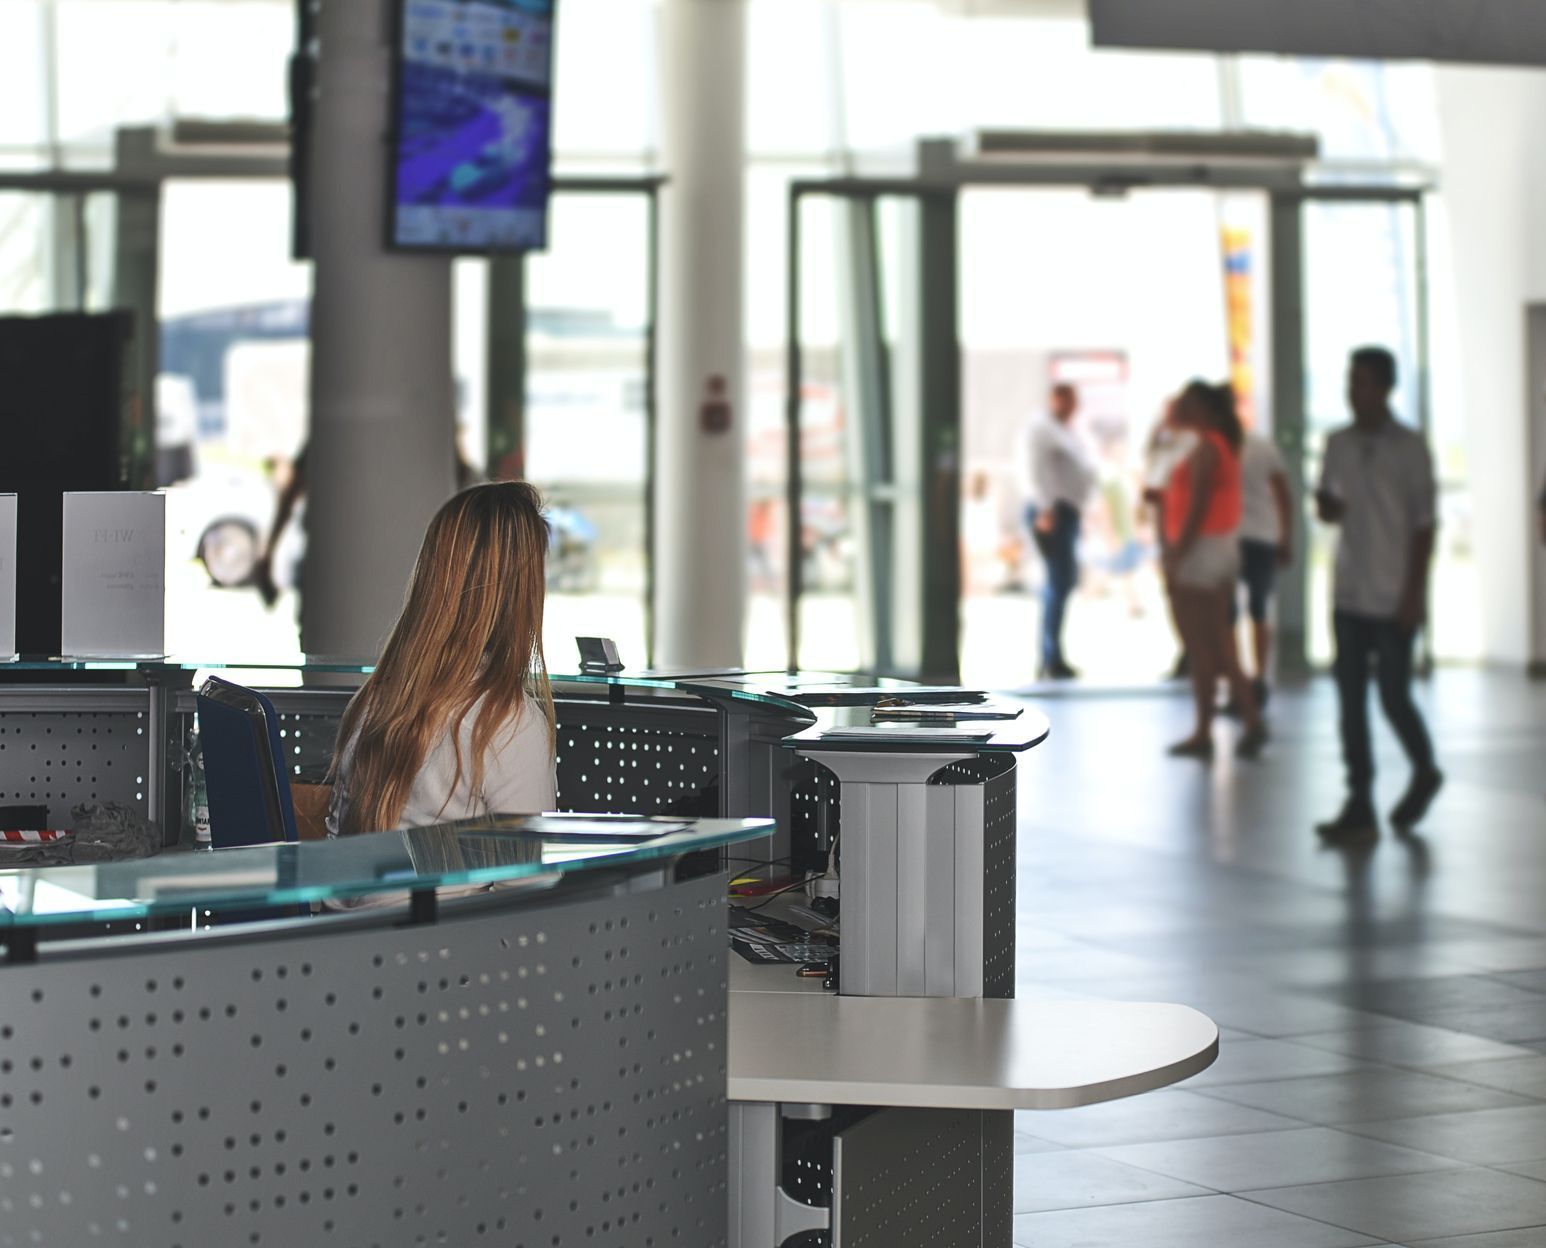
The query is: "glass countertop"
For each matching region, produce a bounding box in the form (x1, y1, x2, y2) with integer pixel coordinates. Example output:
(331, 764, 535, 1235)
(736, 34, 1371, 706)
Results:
(0, 815, 772, 928)
(0, 660, 992, 717)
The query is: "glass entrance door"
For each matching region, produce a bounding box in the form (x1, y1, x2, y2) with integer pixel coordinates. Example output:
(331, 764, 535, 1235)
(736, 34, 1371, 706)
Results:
(784, 183, 961, 681)
(1294, 191, 1476, 665)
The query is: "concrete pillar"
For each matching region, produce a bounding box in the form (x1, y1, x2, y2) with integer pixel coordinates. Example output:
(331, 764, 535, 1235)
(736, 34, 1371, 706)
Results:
(301, 0, 456, 656)
(654, 0, 748, 669)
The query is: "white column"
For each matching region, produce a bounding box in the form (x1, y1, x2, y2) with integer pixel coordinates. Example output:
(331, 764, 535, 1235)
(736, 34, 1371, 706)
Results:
(301, 0, 456, 656)
(654, 0, 748, 669)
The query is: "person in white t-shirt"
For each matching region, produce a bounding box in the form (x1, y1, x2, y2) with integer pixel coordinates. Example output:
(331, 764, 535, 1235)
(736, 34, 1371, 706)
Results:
(1024, 383, 1096, 679)
(1234, 429, 1294, 707)
(1314, 347, 1441, 840)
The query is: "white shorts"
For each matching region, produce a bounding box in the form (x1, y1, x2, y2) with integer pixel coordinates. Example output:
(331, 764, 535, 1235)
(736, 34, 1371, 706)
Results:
(1171, 533, 1240, 589)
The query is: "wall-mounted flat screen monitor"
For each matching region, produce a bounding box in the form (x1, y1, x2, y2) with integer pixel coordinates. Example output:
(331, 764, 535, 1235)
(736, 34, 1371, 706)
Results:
(388, 0, 556, 253)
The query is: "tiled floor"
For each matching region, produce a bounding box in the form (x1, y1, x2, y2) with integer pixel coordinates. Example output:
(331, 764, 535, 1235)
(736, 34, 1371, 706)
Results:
(1010, 669, 1546, 1247)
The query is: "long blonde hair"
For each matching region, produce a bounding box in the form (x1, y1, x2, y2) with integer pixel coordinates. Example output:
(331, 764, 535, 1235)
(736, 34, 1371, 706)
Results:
(334, 482, 555, 836)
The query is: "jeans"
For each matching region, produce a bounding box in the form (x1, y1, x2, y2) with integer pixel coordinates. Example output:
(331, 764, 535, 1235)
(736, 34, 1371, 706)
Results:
(1027, 501, 1080, 671)
(1333, 610, 1436, 798)
(1234, 538, 1279, 623)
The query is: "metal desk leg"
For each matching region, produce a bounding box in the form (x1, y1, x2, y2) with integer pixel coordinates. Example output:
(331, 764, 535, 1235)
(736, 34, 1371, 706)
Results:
(729, 1102, 831, 1248)
(795, 749, 975, 997)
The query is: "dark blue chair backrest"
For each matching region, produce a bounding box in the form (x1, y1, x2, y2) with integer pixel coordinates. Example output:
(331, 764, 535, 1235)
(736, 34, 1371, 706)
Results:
(196, 677, 298, 848)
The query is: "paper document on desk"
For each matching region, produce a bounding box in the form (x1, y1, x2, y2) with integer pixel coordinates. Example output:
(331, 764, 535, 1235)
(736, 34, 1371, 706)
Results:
(819, 725, 994, 742)
(871, 701, 1023, 722)
(462, 814, 686, 840)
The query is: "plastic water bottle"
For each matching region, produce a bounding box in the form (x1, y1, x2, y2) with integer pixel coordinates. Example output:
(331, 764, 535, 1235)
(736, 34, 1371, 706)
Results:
(186, 728, 212, 849)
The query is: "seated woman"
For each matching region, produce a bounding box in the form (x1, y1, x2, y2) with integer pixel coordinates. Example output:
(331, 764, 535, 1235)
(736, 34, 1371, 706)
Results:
(327, 482, 556, 838)
(1162, 382, 1266, 761)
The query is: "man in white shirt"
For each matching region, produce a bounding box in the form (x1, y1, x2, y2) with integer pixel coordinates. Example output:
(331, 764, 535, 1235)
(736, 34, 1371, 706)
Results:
(1315, 347, 1442, 839)
(1025, 383, 1096, 679)
(1235, 429, 1294, 706)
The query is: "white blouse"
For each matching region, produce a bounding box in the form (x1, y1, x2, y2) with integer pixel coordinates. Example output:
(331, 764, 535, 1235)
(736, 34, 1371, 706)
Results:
(327, 696, 557, 837)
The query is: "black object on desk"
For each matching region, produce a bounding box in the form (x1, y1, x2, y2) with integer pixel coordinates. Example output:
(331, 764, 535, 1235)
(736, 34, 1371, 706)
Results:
(728, 906, 838, 966)
(576, 636, 625, 673)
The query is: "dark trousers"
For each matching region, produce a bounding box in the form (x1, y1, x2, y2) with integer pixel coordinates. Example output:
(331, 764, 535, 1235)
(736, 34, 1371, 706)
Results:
(1333, 610, 1436, 798)
(1027, 501, 1080, 671)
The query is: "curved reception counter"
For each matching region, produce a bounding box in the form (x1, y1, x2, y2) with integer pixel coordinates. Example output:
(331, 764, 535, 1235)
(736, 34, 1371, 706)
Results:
(0, 816, 769, 1248)
(0, 661, 1220, 1248)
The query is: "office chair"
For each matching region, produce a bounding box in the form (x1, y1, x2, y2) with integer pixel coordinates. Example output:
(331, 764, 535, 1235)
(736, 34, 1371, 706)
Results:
(195, 676, 299, 848)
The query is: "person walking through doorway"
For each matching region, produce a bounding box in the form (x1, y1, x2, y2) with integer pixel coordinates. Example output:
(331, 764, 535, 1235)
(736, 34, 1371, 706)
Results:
(1161, 381, 1266, 760)
(1315, 346, 1443, 840)
(1234, 424, 1295, 707)
(1025, 383, 1095, 679)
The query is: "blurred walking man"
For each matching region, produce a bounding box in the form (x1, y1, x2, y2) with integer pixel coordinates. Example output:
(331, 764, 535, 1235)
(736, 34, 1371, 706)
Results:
(1315, 347, 1442, 839)
(1025, 383, 1095, 680)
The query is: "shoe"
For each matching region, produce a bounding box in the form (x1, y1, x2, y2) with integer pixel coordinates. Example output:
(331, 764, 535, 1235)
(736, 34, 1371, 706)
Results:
(1038, 663, 1078, 681)
(1316, 797, 1378, 841)
(1167, 737, 1215, 760)
(1391, 768, 1444, 829)
(1253, 679, 1271, 711)
(1235, 722, 1269, 759)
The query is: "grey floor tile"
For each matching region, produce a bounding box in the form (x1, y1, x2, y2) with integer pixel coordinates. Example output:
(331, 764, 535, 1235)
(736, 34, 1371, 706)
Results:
(1012, 1193, 1380, 1248)
(1199, 1069, 1530, 1125)
(1242, 1168, 1546, 1243)
(1326, 976, 1544, 1019)
(1018, 1089, 1302, 1148)
(1181, 1038, 1378, 1088)
(1095, 1127, 1461, 1192)
(1294, 1023, 1541, 1069)
(1203, 996, 1393, 1038)
(1399, 1002, 1546, 1045)
(1427, 1057, 1546, 1100)
(1491, 971, 1546, 995)
(1443, 942, 1546, 975)
(1401, 1232, 1546, 1248)
(1497, 1159, 1546, 1183)
(1014, 1130, 1061, 1155)
(1013, 1149, 1210, 1213)
(1350, 1104, 1546, 1165)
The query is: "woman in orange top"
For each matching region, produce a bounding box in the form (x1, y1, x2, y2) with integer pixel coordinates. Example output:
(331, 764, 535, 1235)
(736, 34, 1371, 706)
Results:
(1162, 382, 1266, 759)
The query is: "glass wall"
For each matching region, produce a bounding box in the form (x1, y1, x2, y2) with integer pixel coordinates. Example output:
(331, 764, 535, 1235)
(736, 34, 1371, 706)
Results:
(156, 178, 312, 657)
(523, 191, 653, 672)
(0, 0, 1484, 670)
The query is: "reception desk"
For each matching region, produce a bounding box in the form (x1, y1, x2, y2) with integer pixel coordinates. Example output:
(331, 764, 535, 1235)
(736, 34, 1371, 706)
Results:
(0, 660, 1218, 1248)
(0, 815, 769, 1246)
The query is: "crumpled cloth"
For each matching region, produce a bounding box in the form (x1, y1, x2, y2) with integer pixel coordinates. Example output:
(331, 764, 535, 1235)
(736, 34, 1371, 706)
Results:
(68, 802, 161, 861)
(0, 803, 161, 866)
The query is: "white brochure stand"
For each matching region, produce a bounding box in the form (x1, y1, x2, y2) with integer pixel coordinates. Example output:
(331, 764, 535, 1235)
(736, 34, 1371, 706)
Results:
(60, 492, 166, 658)
(0, 493, 15, 659)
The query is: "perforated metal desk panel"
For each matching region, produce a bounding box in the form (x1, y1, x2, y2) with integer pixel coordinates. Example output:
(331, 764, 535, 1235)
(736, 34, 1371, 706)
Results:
(0, 661, 830, 846)
(0, 816, 771, 1248)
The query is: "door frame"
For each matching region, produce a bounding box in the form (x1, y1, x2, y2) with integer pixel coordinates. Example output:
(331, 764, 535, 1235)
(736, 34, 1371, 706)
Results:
(784, 134, 1435, 680)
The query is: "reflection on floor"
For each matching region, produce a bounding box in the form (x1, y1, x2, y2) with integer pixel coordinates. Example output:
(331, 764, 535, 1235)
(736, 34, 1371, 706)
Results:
(1011, 669, 1546, 1248)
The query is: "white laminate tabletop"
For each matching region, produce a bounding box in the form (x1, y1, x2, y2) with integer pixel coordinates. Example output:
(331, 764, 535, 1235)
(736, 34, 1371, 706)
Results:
(728, 992, 1219, 1110)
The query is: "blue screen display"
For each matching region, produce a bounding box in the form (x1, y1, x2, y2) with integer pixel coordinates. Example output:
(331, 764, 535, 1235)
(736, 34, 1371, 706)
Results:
(391, 0, 555, 251)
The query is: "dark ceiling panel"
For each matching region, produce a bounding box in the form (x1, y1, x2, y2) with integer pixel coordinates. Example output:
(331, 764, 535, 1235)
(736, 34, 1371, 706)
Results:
(1089, 0, 1546, 67)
